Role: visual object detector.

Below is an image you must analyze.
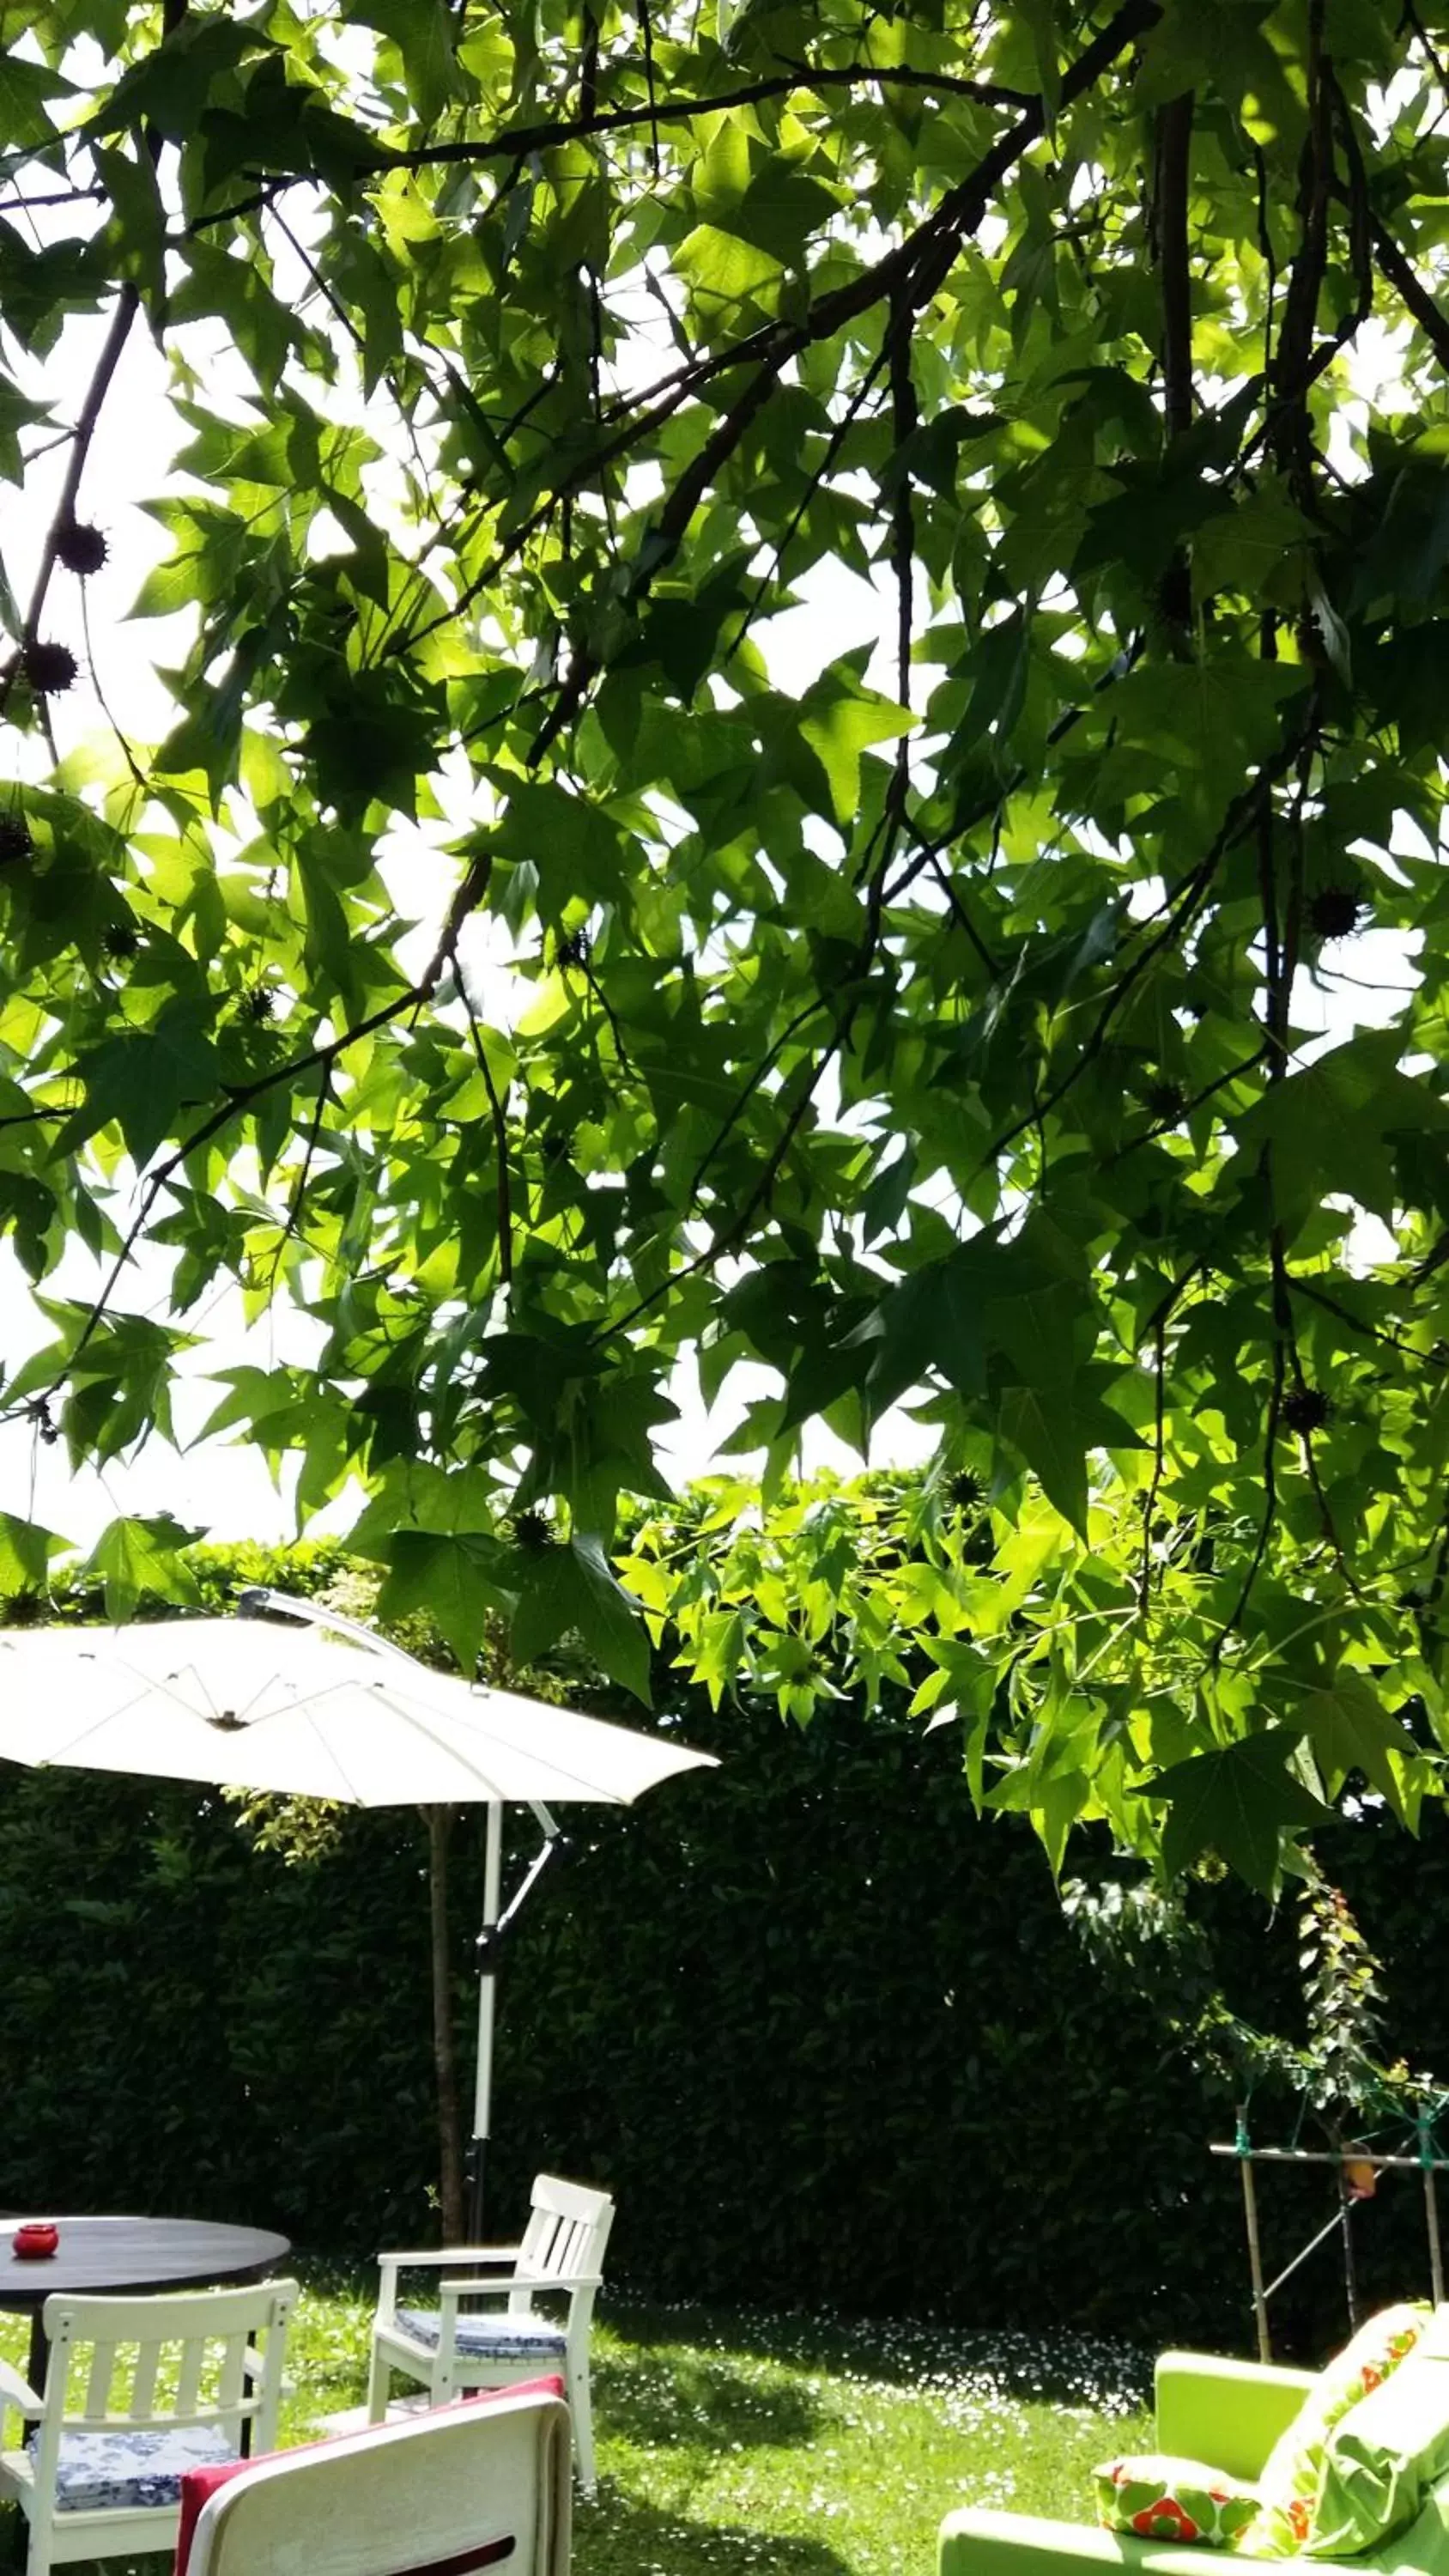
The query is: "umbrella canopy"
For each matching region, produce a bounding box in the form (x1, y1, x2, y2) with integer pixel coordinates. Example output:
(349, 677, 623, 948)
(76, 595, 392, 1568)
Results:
(0, 1607, 716, 2231)
(0, 1617, 712, 1807)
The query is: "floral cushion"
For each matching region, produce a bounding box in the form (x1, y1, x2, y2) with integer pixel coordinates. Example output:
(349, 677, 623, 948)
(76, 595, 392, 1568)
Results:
(1244, 2303, 1431, 2555)
(394, 2307, 567, 2364)
(1094, 2454, 1260, 2548)
(26, 2421, 237, 2514)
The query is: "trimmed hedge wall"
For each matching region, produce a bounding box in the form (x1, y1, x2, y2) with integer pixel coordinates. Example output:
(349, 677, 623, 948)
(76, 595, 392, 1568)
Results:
(3, 1638, 1441, 2352)
(0, 1564, 1442, 2351)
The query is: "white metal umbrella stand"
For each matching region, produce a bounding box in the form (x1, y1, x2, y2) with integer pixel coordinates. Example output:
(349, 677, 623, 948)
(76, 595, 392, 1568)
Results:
(469, 1796, 581, 2238)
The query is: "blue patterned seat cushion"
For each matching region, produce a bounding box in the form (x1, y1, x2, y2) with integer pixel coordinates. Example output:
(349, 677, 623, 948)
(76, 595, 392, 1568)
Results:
(394, 2306, 567, 2363)
(27, 2421, 237, 2513)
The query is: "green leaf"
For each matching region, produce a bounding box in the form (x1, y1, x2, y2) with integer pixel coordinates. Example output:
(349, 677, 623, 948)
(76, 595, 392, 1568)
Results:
(511, 1536, 652, 1704)
(83, 1516, 203, 1623)
(1234, 1033, 1449, 1236)
(93, 14, 256, 143)
(993, 1392, 1079, 1530)
(1142, 1730, 1334, 1896)
(67, 1005, 218, 1170)
(0, 1514, 68, 1595)
(797, 677, 914, 828)
(376, 1529, 516, 1670)
(352, 0, 463, 123)
(0, 54, 75, 149)
(1289, 1668, 1422, 1821)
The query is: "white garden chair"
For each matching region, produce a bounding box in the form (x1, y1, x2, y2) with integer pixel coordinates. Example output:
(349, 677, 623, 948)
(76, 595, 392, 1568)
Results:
(0, 2275, 296, 2576)
(183, 2382, 571, 2576)
(367, 2175, 614, 2490)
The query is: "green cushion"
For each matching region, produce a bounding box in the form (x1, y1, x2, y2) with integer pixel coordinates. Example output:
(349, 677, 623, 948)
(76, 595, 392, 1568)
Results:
(1094, 2458, 1259, 2549)
(1298, 2355, 1449, 2560)
(1250, 2307, 1432, 2555)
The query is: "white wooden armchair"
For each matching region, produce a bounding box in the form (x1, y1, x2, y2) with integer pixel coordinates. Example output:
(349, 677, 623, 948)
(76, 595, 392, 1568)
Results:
(185, 2383, 571, 2576)
(368, 2175, 614, 2490)
(0, 2276, 296, 2576)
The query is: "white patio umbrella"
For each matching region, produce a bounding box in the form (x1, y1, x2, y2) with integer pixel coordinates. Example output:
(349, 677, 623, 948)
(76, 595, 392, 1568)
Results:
(0, 1595, 716, 2229)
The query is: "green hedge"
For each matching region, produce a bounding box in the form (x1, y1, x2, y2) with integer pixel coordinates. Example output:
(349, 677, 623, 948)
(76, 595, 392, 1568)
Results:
(0, 1558, 1439, 2353)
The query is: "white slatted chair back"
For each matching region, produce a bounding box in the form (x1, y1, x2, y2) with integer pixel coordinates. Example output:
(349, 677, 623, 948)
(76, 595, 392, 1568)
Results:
(0, 2279, 296, 2576)
(509, 2178, 615, 2316)
(187, 2385, 572, 2576)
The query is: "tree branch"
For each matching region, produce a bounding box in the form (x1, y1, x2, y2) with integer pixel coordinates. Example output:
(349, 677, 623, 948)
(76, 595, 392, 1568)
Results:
(509, 0, 1161, 750)
(1156, 93, 1196, 440)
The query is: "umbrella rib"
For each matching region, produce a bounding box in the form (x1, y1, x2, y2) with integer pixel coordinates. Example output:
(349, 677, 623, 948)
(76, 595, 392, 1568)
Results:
(28, 1660, 277, 1758)
(387, 1685, 633, 1802)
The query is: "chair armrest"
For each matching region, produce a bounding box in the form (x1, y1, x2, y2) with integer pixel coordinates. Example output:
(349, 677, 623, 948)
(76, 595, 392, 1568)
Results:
(376, 2245, 523, 2269)
(438, 2273, 603, 2301)
(1155, 2352, 1316, 2481)
(942, 2507, 1201, 2576)
(940, 2507, 1358, 2576)
(0, 2357, 45, 2421)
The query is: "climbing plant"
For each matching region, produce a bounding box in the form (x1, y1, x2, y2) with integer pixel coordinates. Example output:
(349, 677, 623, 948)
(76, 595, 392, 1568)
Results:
(3, 0, 1449, 1889)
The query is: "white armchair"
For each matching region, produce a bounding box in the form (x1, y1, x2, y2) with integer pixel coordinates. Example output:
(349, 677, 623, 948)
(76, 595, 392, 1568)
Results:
(0, 2277, 296, 2576)
(368, 2174, 614, 2491)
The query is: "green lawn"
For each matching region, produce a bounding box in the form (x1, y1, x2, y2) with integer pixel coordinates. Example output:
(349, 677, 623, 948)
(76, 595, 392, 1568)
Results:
(0, 2280, 1152, 2575)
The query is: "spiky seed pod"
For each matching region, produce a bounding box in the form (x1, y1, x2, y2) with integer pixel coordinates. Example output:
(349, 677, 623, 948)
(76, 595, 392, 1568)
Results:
(101, 922, 140, 961)
(245, 984, 276, 1022)
(0, 815, 33, 867)
(54, 520, 108, 577)
(948, 1469, 982, 1510)
(1283, 1386, 1332, 1437)
(23, 640, 77, 696)
(1146, 1079, 1186, 1123)
(1309, 884, 1364, 942)
(512, 1510, 555, 1553)
(555, 927, 592, 970)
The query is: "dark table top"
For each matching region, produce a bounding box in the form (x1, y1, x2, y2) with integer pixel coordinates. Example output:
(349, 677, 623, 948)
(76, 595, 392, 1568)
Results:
(0, 2215, 291, 2312)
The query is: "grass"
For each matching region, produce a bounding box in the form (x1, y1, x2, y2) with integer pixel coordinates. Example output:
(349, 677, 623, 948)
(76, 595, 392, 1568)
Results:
(0, 2276, 1152, 2575)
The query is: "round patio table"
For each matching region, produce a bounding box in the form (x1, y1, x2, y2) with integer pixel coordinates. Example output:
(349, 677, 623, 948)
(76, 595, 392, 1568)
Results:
(0, 2215, 292, 2392)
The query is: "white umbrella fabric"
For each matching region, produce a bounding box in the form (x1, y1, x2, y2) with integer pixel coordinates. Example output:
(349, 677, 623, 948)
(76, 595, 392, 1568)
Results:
(0, 1613, 709, 1806)
(0, 1601, 716, 2227)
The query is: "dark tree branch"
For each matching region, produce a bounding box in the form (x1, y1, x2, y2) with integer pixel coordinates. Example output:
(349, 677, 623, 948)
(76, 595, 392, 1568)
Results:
(1156, 93, 1196, 440)
(1289, 1276, 1449, 1367)
(0, 287, 137, 723)
(266, 1065, 332, 1292)
(1139, 1315, 1167, 1613)
(0, 0, 186, 721)
(451, 940, 514, 1291)
(1270, 0, 1333, 495)
(1369, 213, 1449, 368)
(41, 852, 498, 1396)
(512, 0, 1160, 753)
(1155, 89, 1196, 641)
(1215, 1338, 1285, 1658)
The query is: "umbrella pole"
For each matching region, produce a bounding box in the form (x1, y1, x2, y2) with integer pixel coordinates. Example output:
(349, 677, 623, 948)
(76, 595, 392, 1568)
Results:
(469, 1800, 504, 2243)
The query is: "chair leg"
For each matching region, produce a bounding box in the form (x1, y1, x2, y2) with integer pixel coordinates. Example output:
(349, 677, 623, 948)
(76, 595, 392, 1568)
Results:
(569, 2357, 597, 2494)
(367, 2341, 391, 2424)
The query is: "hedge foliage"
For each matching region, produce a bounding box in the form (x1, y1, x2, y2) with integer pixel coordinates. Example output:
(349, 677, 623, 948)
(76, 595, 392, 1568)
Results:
(0, 1546, 1444, 2354)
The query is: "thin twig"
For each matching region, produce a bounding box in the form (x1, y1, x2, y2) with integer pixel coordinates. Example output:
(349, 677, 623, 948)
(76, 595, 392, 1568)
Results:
(451, 939, 513, 1289)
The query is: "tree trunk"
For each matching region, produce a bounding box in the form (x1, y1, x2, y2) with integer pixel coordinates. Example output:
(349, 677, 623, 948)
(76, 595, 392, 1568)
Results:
(426, 1804, 465, 2243)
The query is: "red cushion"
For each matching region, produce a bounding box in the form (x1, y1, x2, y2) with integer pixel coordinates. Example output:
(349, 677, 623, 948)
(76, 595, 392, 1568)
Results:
(173, 2375, 567, 2575)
